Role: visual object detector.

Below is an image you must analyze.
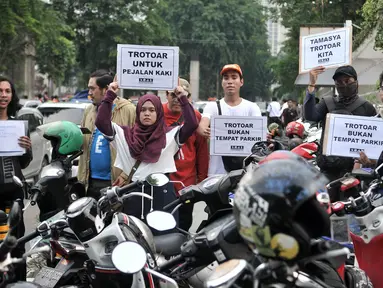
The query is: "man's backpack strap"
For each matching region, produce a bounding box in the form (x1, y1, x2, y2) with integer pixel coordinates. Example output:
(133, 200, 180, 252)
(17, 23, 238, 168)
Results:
(216, 100, 222, 116)
(346, 97, 367, 113)
(323, 96, 336, 112)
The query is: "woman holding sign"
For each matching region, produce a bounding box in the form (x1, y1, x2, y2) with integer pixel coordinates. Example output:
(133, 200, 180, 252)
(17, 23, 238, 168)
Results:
(95, 77, 198, 232)
(0, 76, 32, 281)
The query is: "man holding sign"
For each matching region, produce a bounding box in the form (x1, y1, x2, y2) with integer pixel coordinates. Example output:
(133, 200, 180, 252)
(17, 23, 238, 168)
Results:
(303, 65, 376, 199)
(198, 64, 261, 176)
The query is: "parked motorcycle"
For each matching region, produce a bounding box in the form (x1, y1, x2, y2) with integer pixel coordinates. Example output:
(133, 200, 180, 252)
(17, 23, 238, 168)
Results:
(0, 201, 50, 288)
(204, 239, 357, 288)
(21, 173, 188, 288)
(31, 121, 88, 221)
(330, 163, 383, 287)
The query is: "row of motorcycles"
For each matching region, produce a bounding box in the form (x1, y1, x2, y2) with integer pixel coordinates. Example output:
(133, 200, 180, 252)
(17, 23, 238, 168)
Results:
(0, 119, 380, 288)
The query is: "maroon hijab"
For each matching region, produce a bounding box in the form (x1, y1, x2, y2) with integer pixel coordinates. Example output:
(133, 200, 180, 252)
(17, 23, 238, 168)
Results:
(124, 94, 172, 163)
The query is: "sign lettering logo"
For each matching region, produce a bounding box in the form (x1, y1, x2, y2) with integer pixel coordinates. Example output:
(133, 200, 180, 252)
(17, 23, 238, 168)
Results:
(139, 78, 153, 83)
(350, 148, 364, 153)
(231, 145, 244, 150)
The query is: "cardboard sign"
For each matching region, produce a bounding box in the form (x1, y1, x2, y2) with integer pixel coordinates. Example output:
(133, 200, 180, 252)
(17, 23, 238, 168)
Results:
(299, 27, 352, 74)
(117, 44, 179, 90)
(210, 116, 267, 156)
(323, 114, 383, 159)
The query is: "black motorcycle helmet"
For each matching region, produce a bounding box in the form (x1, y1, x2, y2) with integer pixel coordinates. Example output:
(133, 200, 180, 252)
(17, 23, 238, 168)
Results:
(233, 151, 330, 262)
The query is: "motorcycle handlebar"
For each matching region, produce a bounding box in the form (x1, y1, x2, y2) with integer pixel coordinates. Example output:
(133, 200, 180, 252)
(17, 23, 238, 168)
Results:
(16, 230, 39, 247)
(29, 184, 42, 206)
(115, 181, 142, 197)
(331, 182, 379, 214)
(163, 198, 182, 211)
(0, 236, 17, 262)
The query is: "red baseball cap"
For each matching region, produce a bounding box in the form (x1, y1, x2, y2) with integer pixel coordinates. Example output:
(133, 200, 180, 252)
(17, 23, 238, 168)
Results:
(220, 64, 243, 77)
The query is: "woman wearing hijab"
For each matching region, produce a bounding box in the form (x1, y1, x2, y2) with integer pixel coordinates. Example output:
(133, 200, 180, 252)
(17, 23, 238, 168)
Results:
(95, 79, 198, 230)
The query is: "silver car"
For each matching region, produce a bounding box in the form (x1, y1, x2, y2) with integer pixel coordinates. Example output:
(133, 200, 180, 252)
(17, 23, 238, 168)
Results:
(17, 108, 52, 182)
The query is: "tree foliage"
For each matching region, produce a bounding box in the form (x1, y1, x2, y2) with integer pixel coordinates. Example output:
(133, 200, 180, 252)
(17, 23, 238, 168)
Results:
(0, 1, 76, 86)
(358, 0, 383, 49)
(269, 0, 366, 99)
(160, 0, 273, 101)
(0, 0, 40, 72)
(51, 0, 171, 89)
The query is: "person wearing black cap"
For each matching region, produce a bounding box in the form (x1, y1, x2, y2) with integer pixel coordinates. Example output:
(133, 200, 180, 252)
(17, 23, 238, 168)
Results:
(303, 65, 376, 201)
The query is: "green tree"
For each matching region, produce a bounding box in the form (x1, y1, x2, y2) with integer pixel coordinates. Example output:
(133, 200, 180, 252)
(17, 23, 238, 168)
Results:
(160, 0, 273, 101)
(51, 0, 171, 90)
(358, 0, 383, 49)
(0, 0, 40, 73)
(269, 0, 366, 99)
(0, 1, 76, 88)
(35, 3, 76, 87)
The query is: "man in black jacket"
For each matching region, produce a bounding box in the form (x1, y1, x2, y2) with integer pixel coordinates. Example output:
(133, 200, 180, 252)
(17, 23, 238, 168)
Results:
(303, 66, 376, 200)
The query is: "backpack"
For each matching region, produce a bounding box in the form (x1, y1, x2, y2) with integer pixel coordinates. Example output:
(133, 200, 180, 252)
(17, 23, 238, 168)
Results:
(216, 100, 246, 172)
(317, 96, 367, 171)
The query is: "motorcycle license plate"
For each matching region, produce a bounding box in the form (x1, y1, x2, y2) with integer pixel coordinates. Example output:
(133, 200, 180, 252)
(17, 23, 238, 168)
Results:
(33, 266, 64, 288)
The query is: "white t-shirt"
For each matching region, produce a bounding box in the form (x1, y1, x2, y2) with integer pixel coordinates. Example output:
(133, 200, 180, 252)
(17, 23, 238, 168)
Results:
(107, 123, 181, 181)
(280, 102, 288, 114)
(267, 101, 281, 117)
(202, 98, 261, 176)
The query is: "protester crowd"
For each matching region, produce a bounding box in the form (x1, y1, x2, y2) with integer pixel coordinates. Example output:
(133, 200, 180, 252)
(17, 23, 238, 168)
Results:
(1, 61, 383, 281)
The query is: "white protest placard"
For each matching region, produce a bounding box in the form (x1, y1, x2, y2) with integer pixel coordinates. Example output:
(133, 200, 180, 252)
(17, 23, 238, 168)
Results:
(210, 116, 267, 157)
(323, 114, 383, 159)
(299, 27, 352, 74)
(0, 120, 26, 156)
(117, 44, 179, 90)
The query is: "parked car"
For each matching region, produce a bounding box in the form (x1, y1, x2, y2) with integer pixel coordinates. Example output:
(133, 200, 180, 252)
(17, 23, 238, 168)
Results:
(38, 102, 91, 120)
(16, 108, 52, 182)
(19, 99, 42, 109)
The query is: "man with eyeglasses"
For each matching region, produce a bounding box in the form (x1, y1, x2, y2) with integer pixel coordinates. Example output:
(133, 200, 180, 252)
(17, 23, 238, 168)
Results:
(303, 65, 376, 201)
(163, 78, 208, 231)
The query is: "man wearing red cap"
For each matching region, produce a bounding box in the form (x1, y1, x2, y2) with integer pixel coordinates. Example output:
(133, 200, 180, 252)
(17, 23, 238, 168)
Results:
(198, 64, 261, 176)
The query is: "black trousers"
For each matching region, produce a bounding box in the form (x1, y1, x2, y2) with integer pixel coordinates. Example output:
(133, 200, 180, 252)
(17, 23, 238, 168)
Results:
(87, 178, 111, 200)
(0, 184, 25, 282)
(123, 181, 179, 236)
(268, 116, 283, 127)
(178, 203, 194, 232)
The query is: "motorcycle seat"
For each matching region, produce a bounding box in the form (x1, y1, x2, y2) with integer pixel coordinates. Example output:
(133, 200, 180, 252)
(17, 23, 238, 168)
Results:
(154, 233, 186, 257)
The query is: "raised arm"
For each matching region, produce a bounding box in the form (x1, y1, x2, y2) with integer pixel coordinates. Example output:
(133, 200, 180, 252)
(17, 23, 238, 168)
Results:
(178, 95, 198, 144)
(303, 66, 328, 122)
(95, 90, 116, 137)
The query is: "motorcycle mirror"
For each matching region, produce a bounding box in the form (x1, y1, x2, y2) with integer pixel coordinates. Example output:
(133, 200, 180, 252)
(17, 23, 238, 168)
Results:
(12, 176, 23, 188)
(145, 173, 169, 187)
(205, 259, 247, 288)
(146, 211, 176, 231)
(112, 241, 147, 274)
(8, 201, 21, 229)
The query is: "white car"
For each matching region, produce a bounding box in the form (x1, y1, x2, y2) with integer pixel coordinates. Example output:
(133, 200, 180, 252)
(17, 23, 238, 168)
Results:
(17, 108, 52, 182)
(38, 102, 91, 120)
